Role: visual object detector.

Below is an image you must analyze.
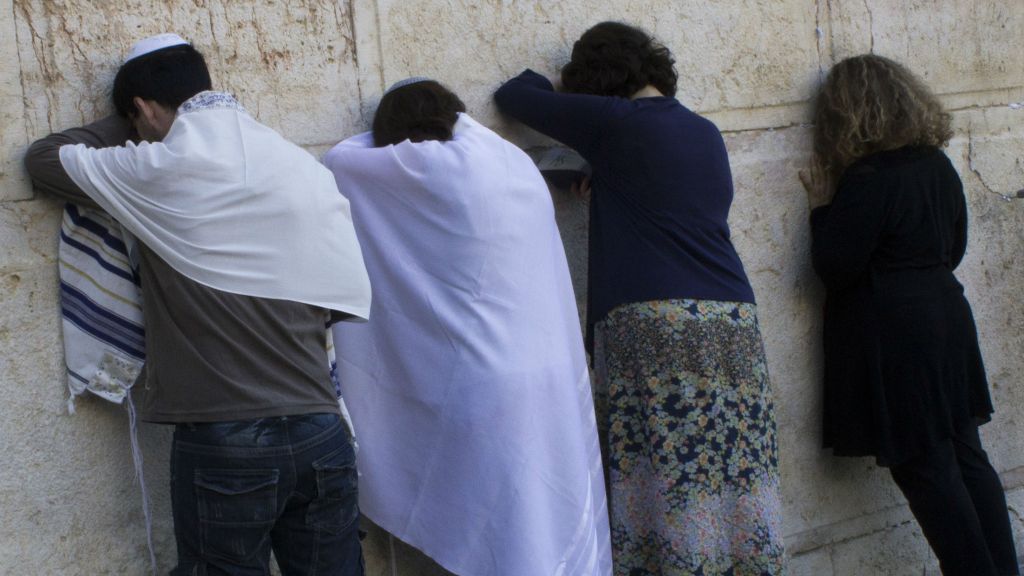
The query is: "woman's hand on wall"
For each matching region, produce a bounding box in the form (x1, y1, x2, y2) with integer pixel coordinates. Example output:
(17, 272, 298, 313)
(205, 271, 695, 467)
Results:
(799, 165, 832, 210)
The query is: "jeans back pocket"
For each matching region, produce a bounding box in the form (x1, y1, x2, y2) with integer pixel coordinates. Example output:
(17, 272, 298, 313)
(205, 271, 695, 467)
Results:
(307, 447, 359, 533)
(195, 468, 279, 564)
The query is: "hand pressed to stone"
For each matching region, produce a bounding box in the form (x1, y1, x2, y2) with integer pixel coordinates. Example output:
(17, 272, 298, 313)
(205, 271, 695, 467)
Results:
(799, 164, 833, 210)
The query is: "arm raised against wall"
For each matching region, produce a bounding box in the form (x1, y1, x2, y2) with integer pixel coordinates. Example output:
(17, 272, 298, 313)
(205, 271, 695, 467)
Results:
(24, 115, 135, 209)
(494, 69, 613, 159)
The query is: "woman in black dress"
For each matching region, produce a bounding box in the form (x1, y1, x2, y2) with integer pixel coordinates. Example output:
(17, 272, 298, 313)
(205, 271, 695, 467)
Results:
(807, 54, 1018, 576)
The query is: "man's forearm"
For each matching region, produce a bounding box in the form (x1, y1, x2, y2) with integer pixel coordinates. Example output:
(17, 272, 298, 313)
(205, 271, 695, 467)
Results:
(24, 115, 134, 208)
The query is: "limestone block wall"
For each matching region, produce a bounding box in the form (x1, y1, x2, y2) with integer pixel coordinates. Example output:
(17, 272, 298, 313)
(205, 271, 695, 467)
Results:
(0, 1, 1021, 574)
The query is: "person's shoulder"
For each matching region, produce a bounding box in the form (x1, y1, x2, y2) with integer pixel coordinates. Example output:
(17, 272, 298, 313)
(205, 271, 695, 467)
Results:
(625, 97, 707, 125)
(840, 146, 958, 196)
(855, 145, 947, 170)
(453, 113, 506, 143)
(910, 147, 961, 190)
(837, 157, 885, 193)
(323, 132, 376, 164)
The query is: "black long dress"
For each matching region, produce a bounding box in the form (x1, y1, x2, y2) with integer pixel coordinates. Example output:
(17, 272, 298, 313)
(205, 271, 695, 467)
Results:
(811, 145, 994, 466)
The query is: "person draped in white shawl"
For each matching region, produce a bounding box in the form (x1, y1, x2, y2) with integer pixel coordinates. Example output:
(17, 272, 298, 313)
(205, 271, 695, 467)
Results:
(324, 78, 612, 576)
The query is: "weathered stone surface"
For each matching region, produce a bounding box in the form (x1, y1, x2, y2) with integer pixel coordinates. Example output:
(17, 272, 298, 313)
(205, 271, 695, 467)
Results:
(0, 258, 175, 573)
(828, 518, 939, 576)
(2, 1, 1024, 574)
(787, 547, 833, 576)
(13, 0, 363, 146)
(828, 1, 1024, 96)
(0, 0, 30, 201)
(1005, 487, 1024, 553)
(548, 170, 589, 324)
(375, 0, 820, 124)
(0, 198, 60, 272)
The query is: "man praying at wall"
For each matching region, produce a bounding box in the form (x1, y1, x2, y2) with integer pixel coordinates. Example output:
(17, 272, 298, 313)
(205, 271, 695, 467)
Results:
(24, 33, 371, 575)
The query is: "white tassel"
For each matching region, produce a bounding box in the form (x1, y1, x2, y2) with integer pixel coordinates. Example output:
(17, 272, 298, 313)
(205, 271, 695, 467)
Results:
(126, 395, 158, 574)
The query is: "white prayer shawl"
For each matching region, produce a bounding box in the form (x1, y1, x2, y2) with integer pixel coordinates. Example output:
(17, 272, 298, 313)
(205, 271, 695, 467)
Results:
(59, 91, 371, 318)
(325, 114, 612, 576)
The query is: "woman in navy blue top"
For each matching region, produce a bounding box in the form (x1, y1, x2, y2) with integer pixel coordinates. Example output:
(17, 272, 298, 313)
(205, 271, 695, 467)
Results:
(495, 22, 784, 575)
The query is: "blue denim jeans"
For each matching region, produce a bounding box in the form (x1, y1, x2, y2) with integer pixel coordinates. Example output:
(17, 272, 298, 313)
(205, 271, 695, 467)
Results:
(170, 413, 364, 576)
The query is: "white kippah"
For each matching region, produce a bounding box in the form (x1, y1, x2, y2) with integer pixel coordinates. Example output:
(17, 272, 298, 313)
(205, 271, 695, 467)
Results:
(125, 33, 189, 63)
(383, 76, 434, 96)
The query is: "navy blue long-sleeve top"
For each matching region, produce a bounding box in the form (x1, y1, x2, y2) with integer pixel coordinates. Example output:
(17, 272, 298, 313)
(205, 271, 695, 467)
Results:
(494, 69, 755, 348)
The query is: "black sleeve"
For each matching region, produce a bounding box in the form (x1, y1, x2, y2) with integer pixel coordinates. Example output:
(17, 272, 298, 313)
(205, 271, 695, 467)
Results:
(950, 173, 968, 271)
(24, 115, 135, 209)
(811, 170, 891, 292)
(493, 69, 614, 158)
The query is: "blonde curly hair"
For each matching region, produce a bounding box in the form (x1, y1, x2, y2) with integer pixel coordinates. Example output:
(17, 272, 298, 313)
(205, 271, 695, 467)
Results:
(813, 54, 953, 182)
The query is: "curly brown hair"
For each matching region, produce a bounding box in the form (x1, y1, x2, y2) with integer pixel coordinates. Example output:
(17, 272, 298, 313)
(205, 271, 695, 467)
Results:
(561, 21, 678, 99)
(813, 54, 952, 182)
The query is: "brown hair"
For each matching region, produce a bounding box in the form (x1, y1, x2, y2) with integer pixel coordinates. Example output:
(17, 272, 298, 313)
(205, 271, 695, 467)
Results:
(372, 80, 466, 147)
(813, 54, 952, 182)
(561, 21, 677, 99)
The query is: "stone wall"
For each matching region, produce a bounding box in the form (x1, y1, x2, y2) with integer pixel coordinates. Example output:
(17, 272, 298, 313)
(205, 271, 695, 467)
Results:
(1, 1, 1021, 574)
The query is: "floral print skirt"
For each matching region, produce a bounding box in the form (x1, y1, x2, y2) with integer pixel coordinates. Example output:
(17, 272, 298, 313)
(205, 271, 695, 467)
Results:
(593, 299, 785, 576)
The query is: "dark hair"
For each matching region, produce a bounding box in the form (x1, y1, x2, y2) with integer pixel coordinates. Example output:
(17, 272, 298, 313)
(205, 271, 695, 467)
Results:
(813, 54, 952, 182)
(561, 21, 678, 98)
(372, 80, 466, 147)
(112, 44, 212, 118)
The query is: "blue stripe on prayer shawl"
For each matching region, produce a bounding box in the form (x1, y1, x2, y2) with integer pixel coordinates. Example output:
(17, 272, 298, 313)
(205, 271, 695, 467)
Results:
(62, 306, 145, 359)
(61, 283, 146, 358)
(61, 281, 146, 341)
(65, 203, 129, 254)
(67, 368, 89, 385)
(60, 300, 145, 358)
(59, 229, 136, 283)
(62, 305, 146, 360)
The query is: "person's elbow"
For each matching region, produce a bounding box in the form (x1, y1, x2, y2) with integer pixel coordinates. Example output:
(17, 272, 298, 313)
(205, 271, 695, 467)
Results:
(23, 137, 57, 182)
(494, 72, 542, 108)
(493, 80, 517, 112)
(22, 135, 93, 205)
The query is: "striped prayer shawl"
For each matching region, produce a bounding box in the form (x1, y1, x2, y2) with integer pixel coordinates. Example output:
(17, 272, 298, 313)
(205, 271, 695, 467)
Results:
(58, 202, 156, 573)
(59, 203, 145, 407)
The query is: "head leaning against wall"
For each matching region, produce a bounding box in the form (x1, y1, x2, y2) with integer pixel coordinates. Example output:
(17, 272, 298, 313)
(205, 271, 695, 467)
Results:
(372, 79, 467, 147)
(560, 21, 678, 99)
(812, 53, 954, 183)
(112, 40, 213, 142)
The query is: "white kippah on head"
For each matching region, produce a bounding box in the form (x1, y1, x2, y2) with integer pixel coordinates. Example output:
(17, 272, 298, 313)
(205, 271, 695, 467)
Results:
(383, 76, 434, 96)
(125, 33, 189, 64)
